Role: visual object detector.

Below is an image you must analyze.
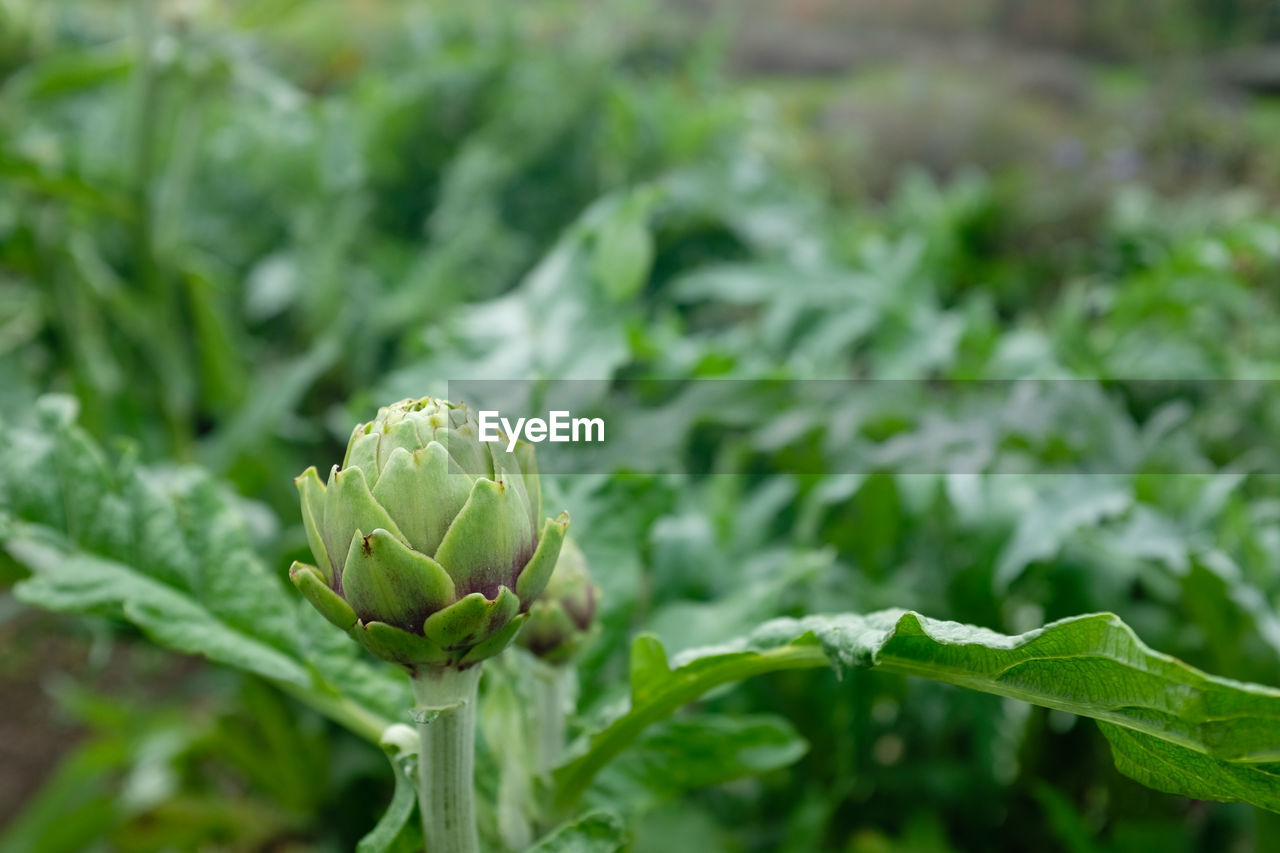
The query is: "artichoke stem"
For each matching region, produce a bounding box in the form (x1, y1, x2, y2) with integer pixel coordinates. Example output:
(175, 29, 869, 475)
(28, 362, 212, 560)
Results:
(535, 663, 572, 774)
(412, 665, 483, 853)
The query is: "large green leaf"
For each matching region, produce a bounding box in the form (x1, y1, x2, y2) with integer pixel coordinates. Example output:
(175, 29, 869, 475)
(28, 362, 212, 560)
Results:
(0, 398, 405, 742)
(554, 609, 1280, 813)
(1100, 722, 1280, 812)
(11, 537, 309, 686)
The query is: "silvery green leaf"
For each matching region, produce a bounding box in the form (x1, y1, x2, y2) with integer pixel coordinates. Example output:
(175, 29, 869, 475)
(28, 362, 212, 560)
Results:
(1, 402, 406, 743)
(555, 609, 1280, 814)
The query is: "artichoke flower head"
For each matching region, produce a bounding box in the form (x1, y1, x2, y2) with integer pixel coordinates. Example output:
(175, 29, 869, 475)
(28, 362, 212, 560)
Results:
(518, 536, 599, 665)
(290, 397, 568, 670)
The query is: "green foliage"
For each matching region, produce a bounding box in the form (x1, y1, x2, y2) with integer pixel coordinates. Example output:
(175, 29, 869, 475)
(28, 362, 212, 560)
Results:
(6, 402, 1280, 849)
(525, 812, 628, 853)
(356, 744, 421, 853)
(556, 611, 1280, 814)
(1100, 723, 1280, 813)
(0, 398, 409, 737)
(4, 1, 1280, 850)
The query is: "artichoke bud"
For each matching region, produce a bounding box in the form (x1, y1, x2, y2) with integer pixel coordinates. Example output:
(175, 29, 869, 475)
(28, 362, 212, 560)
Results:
(290, 397, 569, 670)
(517, 536, 599, 664)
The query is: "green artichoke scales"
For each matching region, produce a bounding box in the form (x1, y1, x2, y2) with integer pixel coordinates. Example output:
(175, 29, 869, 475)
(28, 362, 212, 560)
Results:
(518, 536, 599, 664)
(289, 397, 568, 670)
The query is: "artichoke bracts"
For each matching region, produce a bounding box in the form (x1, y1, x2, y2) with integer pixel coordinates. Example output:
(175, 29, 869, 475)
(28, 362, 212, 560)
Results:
(518, 536, 599, 664)
(290, 397, 569, 670)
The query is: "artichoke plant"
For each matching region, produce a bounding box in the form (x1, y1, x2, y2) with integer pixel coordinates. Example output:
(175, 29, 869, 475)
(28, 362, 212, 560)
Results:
(518, 536, 599, 664)
(289, 396, 569, 671)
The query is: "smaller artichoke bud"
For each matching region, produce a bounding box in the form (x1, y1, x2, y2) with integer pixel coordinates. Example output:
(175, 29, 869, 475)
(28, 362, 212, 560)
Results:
(289, 397, 569, 670)
(517, 537, 599, 664)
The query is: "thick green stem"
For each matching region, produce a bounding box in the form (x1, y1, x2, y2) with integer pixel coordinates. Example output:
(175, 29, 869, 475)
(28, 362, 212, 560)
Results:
(412, 665, 482, 853)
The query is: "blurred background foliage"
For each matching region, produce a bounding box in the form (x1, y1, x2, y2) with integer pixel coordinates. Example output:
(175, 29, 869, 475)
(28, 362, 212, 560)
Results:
(3, 0, 1280, 850)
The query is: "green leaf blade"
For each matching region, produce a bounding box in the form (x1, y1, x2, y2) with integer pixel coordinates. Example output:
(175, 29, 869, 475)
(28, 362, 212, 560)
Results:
(555, 609, 1280, 815)
(11, 535, 311, 687)
(1100, 722, 1280, 812)
(1, 400, 407, 744)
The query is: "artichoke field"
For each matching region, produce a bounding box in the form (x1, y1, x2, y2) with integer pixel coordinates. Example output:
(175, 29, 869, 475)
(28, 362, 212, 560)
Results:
(3, 2, 1280, 852)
